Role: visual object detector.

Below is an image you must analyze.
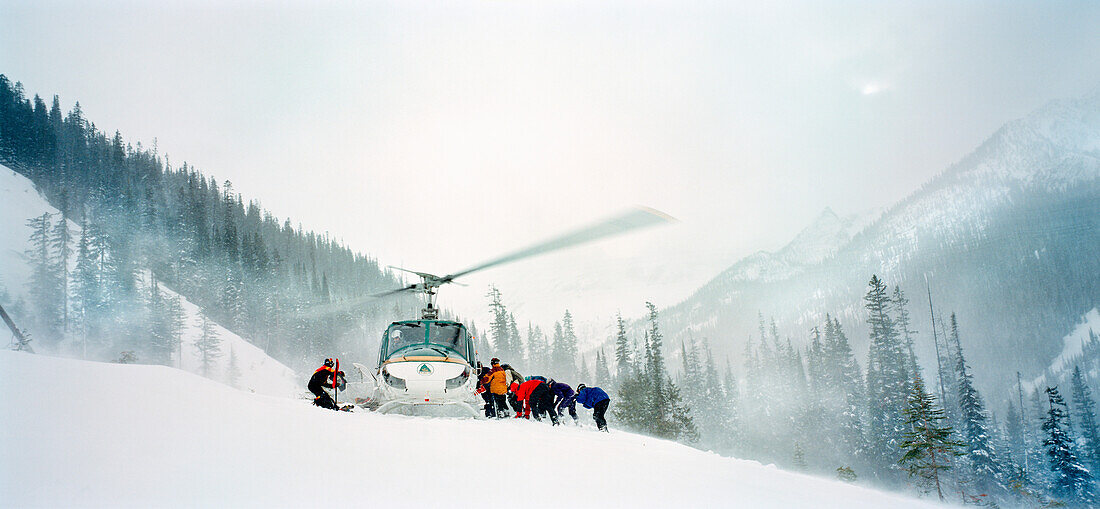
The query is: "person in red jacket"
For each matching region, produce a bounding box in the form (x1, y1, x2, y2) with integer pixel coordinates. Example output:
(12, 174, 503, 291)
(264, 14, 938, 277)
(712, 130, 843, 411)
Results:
(515, 378, 559, 425)
(307, 359, 345, 410)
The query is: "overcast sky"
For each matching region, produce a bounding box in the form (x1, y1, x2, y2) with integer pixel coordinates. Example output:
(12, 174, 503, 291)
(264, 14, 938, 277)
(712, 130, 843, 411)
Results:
(3, 1, 1099, 335)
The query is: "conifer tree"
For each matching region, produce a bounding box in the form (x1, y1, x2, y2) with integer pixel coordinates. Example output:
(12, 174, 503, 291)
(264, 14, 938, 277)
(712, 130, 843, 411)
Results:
(595, 348, 611, 386)
(825, 316, 866, 458)
(899, 373, 966, 501)
(952, 315, 1003, 496)
(486, 285, 510, 355)
(1041, 386, 1095, 505)
(646, 303, 667, 384)
(1004, 401, 1025, 473)
(646, 302, 697, 441)
(578, 355, 591, 383)
(51, 214, 73, 334)
(614, 331, 655, 430)
(892, 286, 919, 380)
(1029, 389, 1053, 489)
(25, 212, 62, 340)
(793, 442, 807, 471)
(507, 313, 523, 366)
(72, 214, 101, 353)
(225, 346, 242, 388)
(560, 310, 578, 376)
(526, 323, 547, 374)
(614, 312, 631, 382)
(864, 275, 908, 472)
(1069, 366, 1100, 474)
(195, 310, 222, 376)
(550, 321, 565, 374)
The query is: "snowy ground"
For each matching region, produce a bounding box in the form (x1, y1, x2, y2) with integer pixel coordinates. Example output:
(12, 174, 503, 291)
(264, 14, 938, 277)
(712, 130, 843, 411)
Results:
(0, 351, 940, 508)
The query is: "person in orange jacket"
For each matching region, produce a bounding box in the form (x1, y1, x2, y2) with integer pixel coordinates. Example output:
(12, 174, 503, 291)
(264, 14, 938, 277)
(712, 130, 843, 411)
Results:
(487, 358, 509, 418)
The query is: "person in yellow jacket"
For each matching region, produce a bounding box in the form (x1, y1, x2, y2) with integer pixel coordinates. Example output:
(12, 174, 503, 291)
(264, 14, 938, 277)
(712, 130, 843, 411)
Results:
(487, 358, 510, 418)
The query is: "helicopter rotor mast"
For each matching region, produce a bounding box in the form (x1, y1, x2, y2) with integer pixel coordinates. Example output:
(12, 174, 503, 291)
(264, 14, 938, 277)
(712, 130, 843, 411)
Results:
(385, 267, 448, 319)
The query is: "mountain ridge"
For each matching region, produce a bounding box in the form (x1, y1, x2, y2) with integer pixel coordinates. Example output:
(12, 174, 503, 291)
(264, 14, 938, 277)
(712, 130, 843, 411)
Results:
(659, 89, 1100, 398)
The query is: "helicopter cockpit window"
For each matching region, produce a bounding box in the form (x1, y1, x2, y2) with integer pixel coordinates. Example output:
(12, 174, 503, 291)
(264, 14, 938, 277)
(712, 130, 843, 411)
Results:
(427, 324, 466, 356)
(385, 324, 424, 355)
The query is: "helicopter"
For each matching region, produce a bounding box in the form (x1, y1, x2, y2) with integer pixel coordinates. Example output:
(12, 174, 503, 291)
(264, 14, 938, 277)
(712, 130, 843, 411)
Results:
(342, 206, 674, 417)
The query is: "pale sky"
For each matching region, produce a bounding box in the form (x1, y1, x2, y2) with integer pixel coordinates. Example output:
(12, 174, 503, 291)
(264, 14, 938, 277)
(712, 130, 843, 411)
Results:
(3, 1, 1099, 337)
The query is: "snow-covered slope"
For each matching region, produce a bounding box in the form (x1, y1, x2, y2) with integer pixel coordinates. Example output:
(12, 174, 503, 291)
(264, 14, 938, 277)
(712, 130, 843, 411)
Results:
(0, 350, 937, 508)
(0, 165, 298, 397)
(137, 272, 300, 398)
(0, 166, 74, 294)
(1049, 308, 1100, 376)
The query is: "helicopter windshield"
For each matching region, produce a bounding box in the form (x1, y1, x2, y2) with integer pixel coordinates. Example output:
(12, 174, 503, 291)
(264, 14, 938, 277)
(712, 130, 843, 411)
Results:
(382, 322, 471, 361)
(428, 323, 465, 353)
(385, 324, 424, 354)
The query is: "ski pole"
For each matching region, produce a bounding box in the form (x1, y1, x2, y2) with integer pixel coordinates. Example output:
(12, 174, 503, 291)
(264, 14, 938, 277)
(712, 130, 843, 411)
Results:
(334, 358, 340, 409)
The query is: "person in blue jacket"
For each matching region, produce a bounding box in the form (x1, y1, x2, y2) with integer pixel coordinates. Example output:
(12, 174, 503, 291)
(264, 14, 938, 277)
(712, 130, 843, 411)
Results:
(574, 384, 611, 432)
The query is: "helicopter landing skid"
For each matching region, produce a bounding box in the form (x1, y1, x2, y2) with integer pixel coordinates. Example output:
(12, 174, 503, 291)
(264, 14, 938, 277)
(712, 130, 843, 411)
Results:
(375, 399, 482, 419)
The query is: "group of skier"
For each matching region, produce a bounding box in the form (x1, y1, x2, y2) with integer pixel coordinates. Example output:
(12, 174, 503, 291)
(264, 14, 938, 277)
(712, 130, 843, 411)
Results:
(476, 357, 611, 432)
(306, 356, 611, 431)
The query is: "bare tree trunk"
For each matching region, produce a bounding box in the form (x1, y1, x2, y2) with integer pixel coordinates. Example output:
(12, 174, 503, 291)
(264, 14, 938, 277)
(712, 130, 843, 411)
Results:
(1, 303, 33, 352)
(931, 448, 945, 501)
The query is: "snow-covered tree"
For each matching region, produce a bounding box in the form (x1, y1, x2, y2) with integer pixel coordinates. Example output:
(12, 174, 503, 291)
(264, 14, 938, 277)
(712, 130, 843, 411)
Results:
(486, 285, 511, 356)
(25, 212, 62, 341)
(1069, 365, 1100, 474)
(195, 310, 222, 376)
(50, 214, 73, 334)
(1041, 386, 1094, 505)
(864, 275, 908, 473)
(613, 312, 631, 383)
(225, 346, 242, 388)
(951, 315, 1005, 496)
(594, 348, 611, 387)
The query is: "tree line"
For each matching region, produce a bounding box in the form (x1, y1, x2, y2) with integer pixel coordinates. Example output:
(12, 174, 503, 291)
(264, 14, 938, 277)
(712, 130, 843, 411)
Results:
(480, 275, 1099, 507)
(0, 75, 412, 372)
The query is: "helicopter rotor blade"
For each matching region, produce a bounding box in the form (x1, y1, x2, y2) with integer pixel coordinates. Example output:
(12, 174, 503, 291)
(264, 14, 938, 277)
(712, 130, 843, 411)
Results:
(289, 206, 674, 319)
(387, 266, 442, 281)
(370, 284, 419, 298)
(441, 206, 675, 283)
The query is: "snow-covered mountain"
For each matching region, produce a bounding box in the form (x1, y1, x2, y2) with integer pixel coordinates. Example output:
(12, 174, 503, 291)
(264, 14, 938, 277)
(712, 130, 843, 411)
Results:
(710, 206, 881, 286)
(0, 165, 299, 397)
(0, 350, 939, 508)
(660, 89, 1100, 396)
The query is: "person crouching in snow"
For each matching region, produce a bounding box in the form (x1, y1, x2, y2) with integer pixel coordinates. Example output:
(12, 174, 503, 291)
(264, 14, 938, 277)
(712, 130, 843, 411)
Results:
(549, 380, 577, 422)
(515, 378, 559, 425)
(308, 358, 345, 409)
(574, 384, 610, 431)
(502, 364, 524, 415)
